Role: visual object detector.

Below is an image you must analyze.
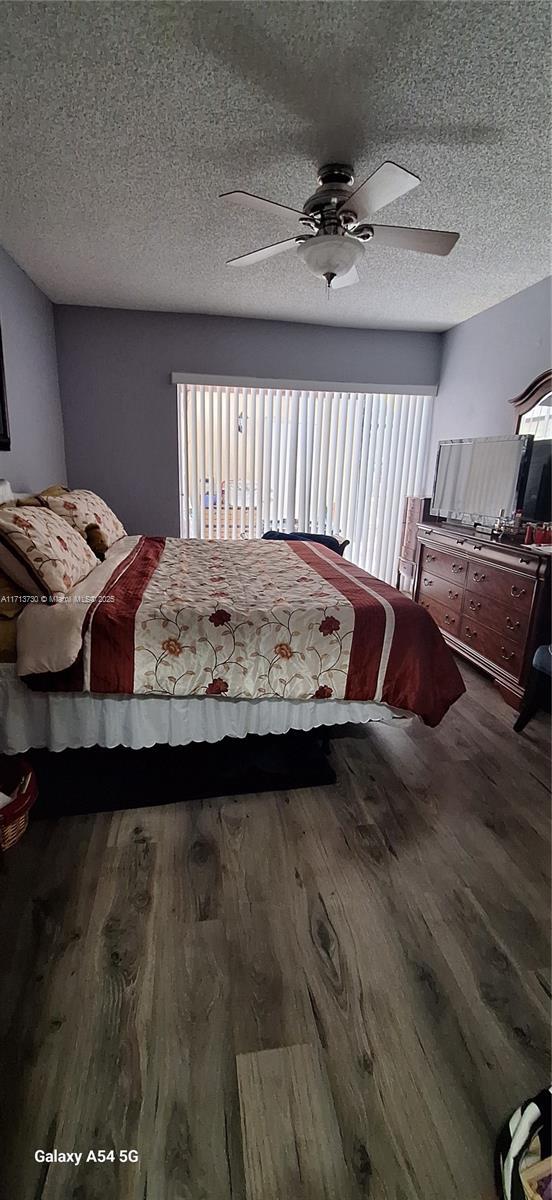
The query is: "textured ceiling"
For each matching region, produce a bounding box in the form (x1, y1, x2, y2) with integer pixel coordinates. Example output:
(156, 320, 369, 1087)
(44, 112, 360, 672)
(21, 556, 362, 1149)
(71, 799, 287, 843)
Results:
(1, 1, 551, 330)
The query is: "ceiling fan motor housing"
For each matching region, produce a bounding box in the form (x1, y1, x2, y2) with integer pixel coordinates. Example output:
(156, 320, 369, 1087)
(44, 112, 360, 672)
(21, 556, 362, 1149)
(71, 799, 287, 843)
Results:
(316, 163, 355, 187)
(303, 162, 357, 230)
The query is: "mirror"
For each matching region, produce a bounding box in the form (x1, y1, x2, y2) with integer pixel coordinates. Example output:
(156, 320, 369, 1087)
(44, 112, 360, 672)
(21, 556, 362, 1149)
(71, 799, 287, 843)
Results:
(509, 369, 552, 438)
(518, 392, 552, 439)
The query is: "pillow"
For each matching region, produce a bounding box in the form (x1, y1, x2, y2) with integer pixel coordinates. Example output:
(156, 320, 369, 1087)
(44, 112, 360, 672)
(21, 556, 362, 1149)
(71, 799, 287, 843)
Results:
(43, 489, 126, 547)
(0, 506, 98, 598)
(0, 568, 24, 619)
(39, 483, 70, 498)
(0, 537, 47, 597)
(13, 483, 70, 508)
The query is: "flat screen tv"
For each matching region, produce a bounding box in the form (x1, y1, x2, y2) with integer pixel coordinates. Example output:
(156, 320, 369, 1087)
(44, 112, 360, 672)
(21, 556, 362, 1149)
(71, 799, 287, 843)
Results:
(431, 435, 533, 527)
(522, 438, 551, 522)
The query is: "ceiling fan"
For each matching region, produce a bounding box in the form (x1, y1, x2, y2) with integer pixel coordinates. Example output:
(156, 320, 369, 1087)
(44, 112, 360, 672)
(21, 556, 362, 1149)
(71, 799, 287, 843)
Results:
(220, 161, 459, 290)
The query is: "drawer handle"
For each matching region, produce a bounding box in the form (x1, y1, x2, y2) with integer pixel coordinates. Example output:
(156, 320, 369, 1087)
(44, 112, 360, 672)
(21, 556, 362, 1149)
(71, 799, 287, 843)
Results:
(426, 553, 436, 562)
(469, 599, 481, 611)
(451, 563, 463, 574)
(519, 557, 531, 565)
(472, 571, 486, 582)
(505, 617, 520, 631)
(423, 577, 433, 586)
(444, 614, 455, 625)
(473, 544, 483, 550)
(448, 589, 459, 600)
(501, 647, 515, 663)
(511, 585, 526, 599)
(456, 538, 465, 545)
(464, 626, 477, 639)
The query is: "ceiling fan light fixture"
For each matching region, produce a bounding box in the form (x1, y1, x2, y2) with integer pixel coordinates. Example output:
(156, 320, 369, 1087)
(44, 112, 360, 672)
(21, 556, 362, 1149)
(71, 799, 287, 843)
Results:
(296, 234, 364, 280)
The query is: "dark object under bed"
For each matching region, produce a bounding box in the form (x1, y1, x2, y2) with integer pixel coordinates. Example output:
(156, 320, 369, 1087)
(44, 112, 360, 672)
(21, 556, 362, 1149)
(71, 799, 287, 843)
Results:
(28, 729, 335, 819)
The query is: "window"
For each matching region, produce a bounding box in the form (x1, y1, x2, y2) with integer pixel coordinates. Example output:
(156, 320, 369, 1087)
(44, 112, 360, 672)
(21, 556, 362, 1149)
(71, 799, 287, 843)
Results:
(177, 383, 433, 584)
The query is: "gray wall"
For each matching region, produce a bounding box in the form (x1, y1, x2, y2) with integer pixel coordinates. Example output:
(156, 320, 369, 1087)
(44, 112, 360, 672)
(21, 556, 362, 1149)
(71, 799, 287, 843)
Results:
(0, 246, 66, 492)
(55, 306, 442, 536)
(0, 238, 545, 535)
(427, 276, 552, 487)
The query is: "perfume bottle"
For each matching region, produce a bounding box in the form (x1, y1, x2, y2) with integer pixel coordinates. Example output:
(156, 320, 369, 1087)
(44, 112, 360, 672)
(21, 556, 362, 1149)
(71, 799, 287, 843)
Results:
(512, 510, 523, 540)
(491, 508, 505, 539)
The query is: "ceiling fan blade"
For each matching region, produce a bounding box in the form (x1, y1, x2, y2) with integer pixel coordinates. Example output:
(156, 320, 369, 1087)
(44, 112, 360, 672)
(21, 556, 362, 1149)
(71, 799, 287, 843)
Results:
(220, 190, 304, 224)
(330, 265, 359, 289)
(371, 224, 460, 256)
(226, 237, 301, 266)
(339, 161, 420, 220)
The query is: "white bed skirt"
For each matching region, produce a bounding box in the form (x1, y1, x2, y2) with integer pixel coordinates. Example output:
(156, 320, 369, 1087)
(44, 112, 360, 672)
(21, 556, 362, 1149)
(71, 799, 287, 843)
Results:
(0, 665, 408, 754)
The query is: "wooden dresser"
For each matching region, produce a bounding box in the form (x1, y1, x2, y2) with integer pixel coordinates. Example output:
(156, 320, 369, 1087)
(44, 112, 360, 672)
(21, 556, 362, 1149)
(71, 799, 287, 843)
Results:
(414, 523, 551, 708)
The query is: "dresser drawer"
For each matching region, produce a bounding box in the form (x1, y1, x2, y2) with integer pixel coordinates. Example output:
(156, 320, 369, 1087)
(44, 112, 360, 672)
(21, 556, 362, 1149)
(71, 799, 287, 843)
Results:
(459, 615, 523, 678)
(418, 570, 463, 612)
(463, 590, 529, 646)
(419, 595, 461, 635)
(420, 545, 467, 586)
(466, 560, 534, 614)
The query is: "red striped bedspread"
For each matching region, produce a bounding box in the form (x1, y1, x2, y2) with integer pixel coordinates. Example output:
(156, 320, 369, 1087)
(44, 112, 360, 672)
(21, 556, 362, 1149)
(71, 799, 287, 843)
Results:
(18, 535, 465, 725)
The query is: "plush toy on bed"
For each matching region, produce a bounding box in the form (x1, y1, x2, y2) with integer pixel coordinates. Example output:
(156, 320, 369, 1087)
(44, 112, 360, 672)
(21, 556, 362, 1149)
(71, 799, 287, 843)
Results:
(85, 523, 109, 561)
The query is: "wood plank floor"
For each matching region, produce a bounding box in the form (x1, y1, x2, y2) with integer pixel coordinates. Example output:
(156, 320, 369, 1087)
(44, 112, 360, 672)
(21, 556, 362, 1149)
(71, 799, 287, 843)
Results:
(0, 662, 550, 1200)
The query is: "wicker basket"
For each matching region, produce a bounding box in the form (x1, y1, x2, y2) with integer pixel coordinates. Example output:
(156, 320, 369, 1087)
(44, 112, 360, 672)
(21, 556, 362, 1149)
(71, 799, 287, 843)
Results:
(0, 757, 37, 850)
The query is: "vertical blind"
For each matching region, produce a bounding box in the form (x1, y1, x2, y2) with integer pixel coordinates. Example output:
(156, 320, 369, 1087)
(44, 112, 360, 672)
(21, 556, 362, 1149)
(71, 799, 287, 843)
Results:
(177, 383, 433, 584)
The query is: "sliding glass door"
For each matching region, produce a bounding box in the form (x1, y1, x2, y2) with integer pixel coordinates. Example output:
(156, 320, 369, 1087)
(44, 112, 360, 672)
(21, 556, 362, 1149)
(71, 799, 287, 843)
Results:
(177, 382, 433, 584)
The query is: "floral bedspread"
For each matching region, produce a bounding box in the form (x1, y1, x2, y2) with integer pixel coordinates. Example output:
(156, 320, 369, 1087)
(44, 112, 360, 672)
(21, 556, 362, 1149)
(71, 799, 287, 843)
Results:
(135, 538, 355, 700)
(19, 536, 465, 725)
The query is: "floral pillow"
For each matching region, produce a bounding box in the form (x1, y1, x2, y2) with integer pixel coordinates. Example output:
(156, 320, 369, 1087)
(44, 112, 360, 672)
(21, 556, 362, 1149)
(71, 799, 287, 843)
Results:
(43, 489, 126, 548)
(0, 506, 98, 598)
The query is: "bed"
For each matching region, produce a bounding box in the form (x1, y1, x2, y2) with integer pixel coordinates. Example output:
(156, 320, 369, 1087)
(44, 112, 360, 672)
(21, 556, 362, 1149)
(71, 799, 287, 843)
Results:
(0, 530, 465, 754)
